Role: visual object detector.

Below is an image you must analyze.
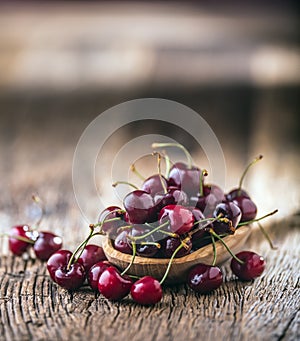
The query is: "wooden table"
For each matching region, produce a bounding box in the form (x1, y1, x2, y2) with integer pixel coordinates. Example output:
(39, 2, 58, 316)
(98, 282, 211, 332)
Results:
(0, 98, 299, 341)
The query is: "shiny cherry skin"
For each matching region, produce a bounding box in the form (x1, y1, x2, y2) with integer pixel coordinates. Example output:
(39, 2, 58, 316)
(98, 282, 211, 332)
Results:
(232, 196, 257, 222)
(168, 162, 202, 196)
(47, 250, 85, 290)
(159, 204, 194, 235)
(154, 187, 189, 209)
(226, 188, 250, 201)
(88, 260, 111, 291)
(9, 225, 36, 256)
(190, 184, 225, 216)
(213, 202, 241, 235)
(230, 251, 266, 281)
(142, 174, 168, 197)
(123, 190, 157, 224)
(113, 230, 132, 255)
(33, 231, 63, 261)
(78, 244, 107, 272)
(131, 276, 162, 305)
(98, 206, 126, 237)
(98, 267, 133, 300)
(162, 237, 192, 258)
(187, 264, 223, 294)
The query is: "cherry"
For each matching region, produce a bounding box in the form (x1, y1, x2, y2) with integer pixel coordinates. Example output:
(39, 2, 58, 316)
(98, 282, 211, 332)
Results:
(131, 276, 163, 305)
(213, 202, 241, 235)
(47, 250, 85, 290)
(98, 266, 133, 300)
(154, 187, 189, 209)
(162, 236, 192, 258)
(187, 264, 223, 293)
(123, 190, 157, 224)
(113, 230, 132, 255)
(168, 162, 202, 196)
(142, 174, 168, 197)
(159, 204, 194, 235)
(98, 206, 126, 237)
(230, 251, 266, 281)
(88, 260, 111, 291)
(77, 244, 107, 272)
(33, 231, 63, 261)
(226, 189, 250, 201)
(232, 196, 257, 222)
(8, 225, 36, 256)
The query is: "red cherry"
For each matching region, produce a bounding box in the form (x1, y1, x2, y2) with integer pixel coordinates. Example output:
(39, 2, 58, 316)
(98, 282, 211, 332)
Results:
(88, 260, 111, 291)
(98, 206, 126, 237)
(33, 231, 62, 261)
(131, 276, 162, 305)
(47, 250, 85, 290)
(98, 267, 133, 300)
(142, 174, 168, 197)
(9, 225, 36, 256)
(159, 205, 194, 235)
(77, 244, 107, 272)
(232, 196, 257, 222)
(230, 251, 266, 281)
(187, 264, 223, 294)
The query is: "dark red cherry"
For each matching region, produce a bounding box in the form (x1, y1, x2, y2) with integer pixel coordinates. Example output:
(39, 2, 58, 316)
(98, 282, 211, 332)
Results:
(162, 237, 192, 258)
(154, 187, 188, 209)
(190, 184, 225, 216)
(187, 264, 223, 293)
(98, 267, 133, 300)
(213, 202, 241, 234)
(159, 204, 194, 235)
(98, 206, 126, 237)
(168, 162, 202, 196)
(188, 208, 209, 244)
(113, 230, 132, 255)
(131, 276, 162, 305)
(33, 231, 63, 261)
(88, 260, 111, 291)
(232, 197, 257, 222)
(226, 188, 250, 201)
(78, 244, 107, 272)
(9, 225, 36, 256)
(142, 174, 168, 197)
(123, 190, 157, 224)
(230, 251, 265, 281)
(47, 250, 85, 290)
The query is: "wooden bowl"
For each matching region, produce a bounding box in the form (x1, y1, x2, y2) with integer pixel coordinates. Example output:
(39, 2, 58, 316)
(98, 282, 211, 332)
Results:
(102, 225, 251, 284)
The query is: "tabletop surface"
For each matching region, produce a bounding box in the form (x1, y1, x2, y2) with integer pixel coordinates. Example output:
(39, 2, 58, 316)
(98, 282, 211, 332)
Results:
(0, 98, 299, 341)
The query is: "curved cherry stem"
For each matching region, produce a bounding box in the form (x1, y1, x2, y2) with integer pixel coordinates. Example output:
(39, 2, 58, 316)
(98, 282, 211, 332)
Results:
(238, 209, 278, 227)
(163, 152, 171, 178)
(32, 194, 45, 228)
(153, 152, 167, 194)
(152, 142, 193, 169)
(1, 233, 35, 244)
(128, 221, 169, 241)
(190, 214, 224, 236)
(121, 241, 136, 276)
(199, 169, 208, 196)
(130, 164, 146, 181)
(209, 229, 244, 264)
(211, 234, 217, 266)
(257, 222, 277, 250)
(238, 155, 263, 195)
(112, 181, 139, 190)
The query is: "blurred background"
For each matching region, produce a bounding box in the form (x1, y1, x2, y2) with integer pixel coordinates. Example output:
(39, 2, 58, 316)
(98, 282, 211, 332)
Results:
(0, 1, 299, 246)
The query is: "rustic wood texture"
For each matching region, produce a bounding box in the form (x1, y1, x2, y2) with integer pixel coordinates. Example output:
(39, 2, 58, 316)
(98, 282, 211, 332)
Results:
(0, 97, 299, 341)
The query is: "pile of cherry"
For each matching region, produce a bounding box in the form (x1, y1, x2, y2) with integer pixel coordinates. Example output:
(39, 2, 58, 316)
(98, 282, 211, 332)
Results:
(6, 143, 277, 305)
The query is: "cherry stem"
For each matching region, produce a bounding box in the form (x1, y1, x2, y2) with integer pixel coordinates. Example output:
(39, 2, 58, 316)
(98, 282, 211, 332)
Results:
(257, 222, 277, 250)
(190, 214, 224, 236)
(199, 169, 208, 196)
(152, 142, 193, 169)
(238, 209, 278, 227)
(209, 229, 244, 264)
(159, 239, 187, 284)
(144, 223, 178, 238)
(163, 152, 171, 178)
(140, 241, 161, 248)
(153, 152, 167, 194)
(211, 234, 217, 266)
(32, 194, 45, 227)
(112, 181, 139, 190)
(130, 164, 146, 181)
(121, 241, 136, 276)
(1, 233, 35, 244)
(128, 221, 169, 241)
(238, 155, 263, 195)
